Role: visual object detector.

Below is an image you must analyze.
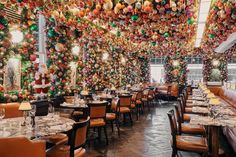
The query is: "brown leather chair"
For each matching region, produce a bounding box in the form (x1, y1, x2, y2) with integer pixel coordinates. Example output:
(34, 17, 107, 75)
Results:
(167, 110, 208, 157)
(131, 92, 139, 120)
(88, 102, 108, 145)
(47, 117, 89, 157)
(141, 89, 150, 111)
(0, 103, 23, 118)
(174, 104, 206, 136)
(0, 137, 45, 157)
(118, 95, 133, 125)
(106, 98, 120, 136)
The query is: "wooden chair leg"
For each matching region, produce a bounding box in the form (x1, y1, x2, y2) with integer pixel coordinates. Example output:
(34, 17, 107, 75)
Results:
(172, 149, 177, 157)
(98, 127, 101, 142)
(129, 112, 133, 125)
(110, 121, 114, 132)
(103, 126, 108, 145)
(136, 106, 139, 120)
(115, 119, 120, 137)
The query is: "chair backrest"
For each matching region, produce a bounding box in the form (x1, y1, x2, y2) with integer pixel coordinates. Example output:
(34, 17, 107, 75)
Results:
(88, 102, 108, 119)
(131, 92, 137, 102)
(167, 85, 172, 94)
(148, 89, 154, 96)
(0, 137, 45, 157)
(167, 109, 177, 148)
(177, 97, 185, 119)
(50, 96, 65, 108)
(174, 104, 183, 134)
(111, 98, 119, 112)
(136, 91, 142, 100)
(30, 100, 49, 116)
(69, 117, 90, 157)
(119, 95, 132, 107)
(0, 103, 23, 118)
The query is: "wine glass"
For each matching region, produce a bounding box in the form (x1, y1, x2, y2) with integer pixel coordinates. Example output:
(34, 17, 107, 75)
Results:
(0, 108, 5, 121)
(92, 94, 97, 101)
(48, 104, 54, 117)
(30, 105, 36, 117)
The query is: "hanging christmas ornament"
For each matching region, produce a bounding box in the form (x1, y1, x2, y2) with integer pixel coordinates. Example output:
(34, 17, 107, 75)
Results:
(124, 0, 136, 4)
(103, 0, 113, 10)
(135, 1, 142, 9)
(131, 14, 139, 21)
(163, 32, 169, 38)
(55, 43, 64, 52)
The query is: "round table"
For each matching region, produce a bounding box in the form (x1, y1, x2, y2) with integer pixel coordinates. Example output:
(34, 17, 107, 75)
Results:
(0, 115, 74, 139)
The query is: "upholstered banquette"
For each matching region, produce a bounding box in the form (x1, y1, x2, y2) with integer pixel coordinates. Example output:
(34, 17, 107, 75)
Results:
(208, 86, 236, 152)
(0, 103, 23, 118)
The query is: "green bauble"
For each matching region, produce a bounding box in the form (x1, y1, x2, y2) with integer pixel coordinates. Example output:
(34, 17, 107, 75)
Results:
(116, 31, 121, 37)
(131, 15, 139, 21)
(0, 18, 8, 26)
(163, 32, 169, 38)
(48, 29, 56, 37)
(17, 0, 23, 2)
(209, 34, 215, 38)
(151, 41, 156, 46)
(111, 22, 116, 27)
(187, 18, 194, 25)
(30, 24, 38, 32)
(0, 4, 4, 10)
(49, 17, 55, 23)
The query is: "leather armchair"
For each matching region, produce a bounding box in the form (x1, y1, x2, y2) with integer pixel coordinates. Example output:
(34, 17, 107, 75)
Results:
(0, 137, 45, 157)
(0, 103, 23, 118)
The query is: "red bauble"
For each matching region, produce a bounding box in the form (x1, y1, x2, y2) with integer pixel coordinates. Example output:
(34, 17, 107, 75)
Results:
(30, 54, 37, 61)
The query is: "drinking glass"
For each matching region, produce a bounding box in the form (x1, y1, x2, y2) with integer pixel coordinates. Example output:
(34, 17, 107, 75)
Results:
(92, 94, 97, 101)
(48, 104, 54, 117)
(30, 105, 36, 117)
(0, 108, 5, 121)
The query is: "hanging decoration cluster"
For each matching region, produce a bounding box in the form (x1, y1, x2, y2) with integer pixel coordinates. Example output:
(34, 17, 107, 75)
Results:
(139, 57, 150, 83)
(202, 0, 236, 53)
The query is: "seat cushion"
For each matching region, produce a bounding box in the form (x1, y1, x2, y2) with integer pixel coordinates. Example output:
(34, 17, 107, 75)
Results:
(183, 114, 195, 122)
(90, 118, 106, 127)
(158, 90, 168, 95)
(176, 135, 208, 153)
(47, 145, 85, 157)
(148, 96, 153, 100)
(119, 107, 130, 113)
(185, 107, 193, 113)
(73, 111, 83, 116)
(136, 100, 142, 104)
(131, 104, 135, 109)
(181, 124, 205, 135)
(141, 98, 148, 102)
(43, 133, 68, 145)
(106, 113, 116, 120)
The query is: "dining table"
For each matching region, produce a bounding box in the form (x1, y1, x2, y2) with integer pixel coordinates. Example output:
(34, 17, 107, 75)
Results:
(0, 115, 74, 139)
(190, 89, 236, 157)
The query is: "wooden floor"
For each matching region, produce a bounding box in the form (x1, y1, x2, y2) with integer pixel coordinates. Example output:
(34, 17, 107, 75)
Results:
(85, 101, 236, 157)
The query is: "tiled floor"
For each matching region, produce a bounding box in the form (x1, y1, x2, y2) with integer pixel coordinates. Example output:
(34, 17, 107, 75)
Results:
(85, 101, 235, 157)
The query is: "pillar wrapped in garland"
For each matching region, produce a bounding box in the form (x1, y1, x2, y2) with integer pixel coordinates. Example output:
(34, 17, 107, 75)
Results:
(203, 55, 228, 82)
(46, 21, 73, 97)
(0, 5, 38, 102)
(164, 55, 187, 86)
(139, 57, 150, 83)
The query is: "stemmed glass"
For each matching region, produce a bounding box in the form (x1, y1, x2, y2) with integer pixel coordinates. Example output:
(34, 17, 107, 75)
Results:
(0, 108, 5, 136)
(92, 94, 97, 101)
(30, 105, 36, 127)
(48, 104, 54, 118)
(0, 108, 5, 121)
